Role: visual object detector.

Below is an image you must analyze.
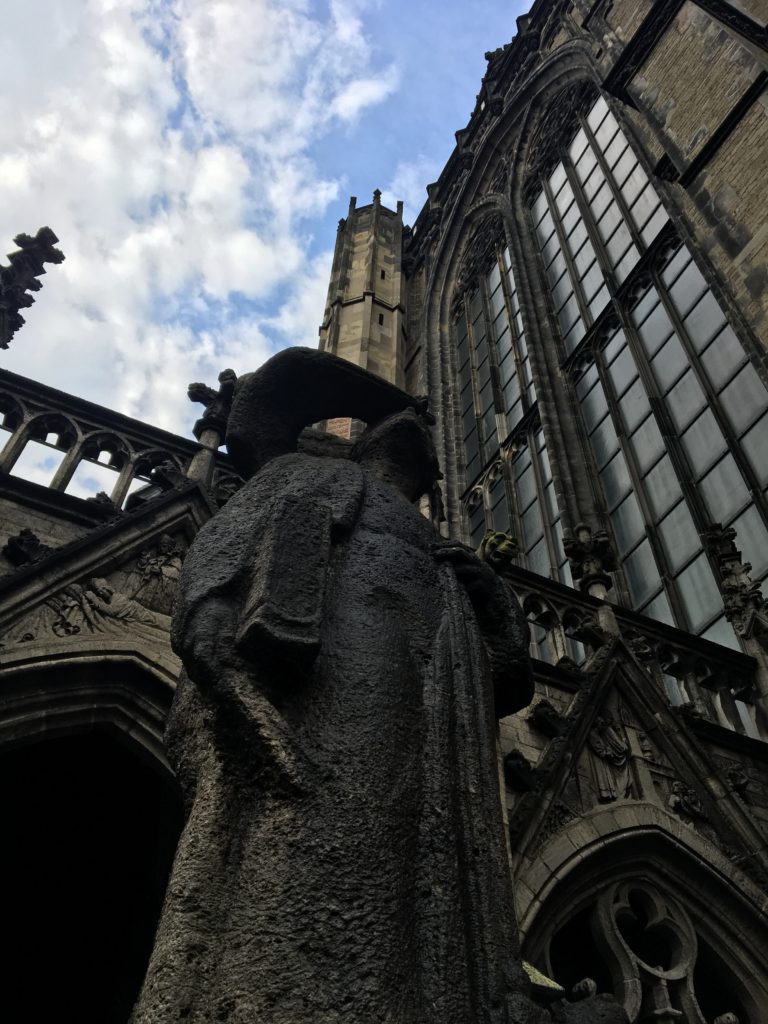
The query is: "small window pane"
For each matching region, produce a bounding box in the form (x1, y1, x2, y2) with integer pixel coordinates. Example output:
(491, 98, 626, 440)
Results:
(522, 503, 545, 548)
(732, 504, 768, 578)
(658, 501, 699, 573)
(569, 128, 589, 162)
(651, 335, 689, 392)
(582, 383, 609, 432)
(600, 451, 632, 509)
(605, 222, 633, 265)
(555, 183, 575, 216)
(576, 363, 599, 399)
(465, 418, 479, 454)
(683, 290, 726, 353)
(661, 247, 688, 287)
(669, 260, 707, 318)
(526, 537, 551, 578)
(607, 347, 638, 398)
(741, 413, 768, 487)
(624, 539, 659, 606)
(596, 200, 622, 242)
(489, 286, 506, 320)
(587, 96, 609, 131)
(630, 415, 665, 474)
(667, 370, 707, 432)
(503, 374, 521, 410)
(645, 455, 682, 520)
(720, 363, 768, 435)
(546, 250, 568, 288)
(641, 205, 669, 246)
(590, 183, 613, 222)
(676, 554, 722, 633)
(589, 285, 611, 318)
(699, 455, 750, 523)
(620, 377, 651, 433)
(548, 163, 567, 197)
(681, 409, 726, 477)
(636, 301, 674, 358)
(701, 616, 740, 651)
(558, 295, 582, 336)
(590, 414, 620, 468)
(700, 326, 746, 390)
(611, 492, 645, 555)
(516, 464, 537, 511)
(640, 590, 676, 628)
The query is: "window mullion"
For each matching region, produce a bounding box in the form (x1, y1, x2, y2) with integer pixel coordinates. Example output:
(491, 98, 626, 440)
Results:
(498, 250, 529, 422)
(561, 157, 621, 308)
(651, 264, 768, 530)
(528, 426, 560, 581)
(542, 174, 593, 334)
(580, 112, 646, 255)
(594, 351, 689, 625)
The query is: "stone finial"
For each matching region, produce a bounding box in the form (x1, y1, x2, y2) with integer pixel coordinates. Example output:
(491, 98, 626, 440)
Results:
(2, 528, 53, 567)
(0, 227, 65, 349)
(563, 522, 617, 598)
(188, 368, 238, 441)
(704, 523, 764, 635)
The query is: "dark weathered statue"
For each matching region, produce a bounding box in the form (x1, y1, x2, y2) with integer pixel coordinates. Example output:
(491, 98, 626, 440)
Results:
(131, 347, 539, 1023)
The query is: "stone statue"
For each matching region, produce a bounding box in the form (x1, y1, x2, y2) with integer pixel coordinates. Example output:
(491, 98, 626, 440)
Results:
(131, 348, 540, 1023)
(588, 712, 631, 803)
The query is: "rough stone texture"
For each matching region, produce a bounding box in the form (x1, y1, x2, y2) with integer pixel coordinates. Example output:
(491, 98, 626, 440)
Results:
(605, 0, 652, 43)
(630, 4, 762, 163)
(131, 350, 539, 1023)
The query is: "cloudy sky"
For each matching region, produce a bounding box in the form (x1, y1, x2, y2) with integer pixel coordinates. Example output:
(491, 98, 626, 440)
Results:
(1, 0, 528, 438)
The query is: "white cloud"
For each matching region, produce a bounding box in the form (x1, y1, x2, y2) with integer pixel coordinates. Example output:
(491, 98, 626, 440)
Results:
(381, 155, 443, 226)
(0, 0, 399, 435)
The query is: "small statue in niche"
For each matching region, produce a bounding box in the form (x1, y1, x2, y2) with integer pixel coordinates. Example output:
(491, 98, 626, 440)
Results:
(588, 713, 631, 803)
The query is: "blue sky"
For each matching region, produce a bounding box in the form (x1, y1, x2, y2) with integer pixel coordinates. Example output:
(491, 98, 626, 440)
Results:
(1, 0, 529, 440)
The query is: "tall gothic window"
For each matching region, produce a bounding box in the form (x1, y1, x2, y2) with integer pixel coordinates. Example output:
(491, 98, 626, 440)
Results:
(455, 225, 569, 583)
(530, 92, 768, 645)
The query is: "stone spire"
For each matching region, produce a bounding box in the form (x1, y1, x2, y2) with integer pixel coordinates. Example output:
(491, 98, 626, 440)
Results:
(0, 227, 65, 349)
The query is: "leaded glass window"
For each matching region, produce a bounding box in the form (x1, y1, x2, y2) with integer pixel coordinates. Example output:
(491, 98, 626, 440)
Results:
(531, 92, 768, 645)
(455, 239, 563, 580)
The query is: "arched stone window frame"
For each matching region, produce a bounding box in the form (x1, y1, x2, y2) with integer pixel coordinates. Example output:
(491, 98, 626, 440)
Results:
(517, 804, 768, 1023)
(517, 76, 768, 647)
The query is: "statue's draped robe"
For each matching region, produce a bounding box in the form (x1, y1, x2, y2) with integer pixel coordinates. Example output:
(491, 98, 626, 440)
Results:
(131, 453, 532, 1024)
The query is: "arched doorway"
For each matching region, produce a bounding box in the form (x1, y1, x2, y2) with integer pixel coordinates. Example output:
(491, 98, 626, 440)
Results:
(0, 728, 183, 1024)
(0, 651, 184, 1024)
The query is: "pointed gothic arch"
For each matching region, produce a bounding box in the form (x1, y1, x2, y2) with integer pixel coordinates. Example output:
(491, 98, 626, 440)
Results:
(518, 803, 768, 1023)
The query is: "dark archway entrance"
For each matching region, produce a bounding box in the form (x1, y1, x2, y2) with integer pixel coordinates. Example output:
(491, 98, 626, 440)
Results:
(0, 730, 183, 1024)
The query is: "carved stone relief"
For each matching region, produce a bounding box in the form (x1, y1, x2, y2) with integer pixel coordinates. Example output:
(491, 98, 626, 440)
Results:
(588, 713, 632, 803)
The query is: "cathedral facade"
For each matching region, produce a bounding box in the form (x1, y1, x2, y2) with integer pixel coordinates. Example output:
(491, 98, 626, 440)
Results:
(1, 1, 768, 1021)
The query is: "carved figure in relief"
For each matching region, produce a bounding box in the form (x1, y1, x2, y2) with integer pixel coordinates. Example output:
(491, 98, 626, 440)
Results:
(588, 713, 631, 802)
(131, 348, 540, 1024)
(124, 534, 184, 615)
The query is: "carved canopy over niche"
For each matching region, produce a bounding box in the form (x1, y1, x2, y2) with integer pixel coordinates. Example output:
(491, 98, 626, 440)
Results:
(524, 79, 599, 189)
(450, 213, 506, 319)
